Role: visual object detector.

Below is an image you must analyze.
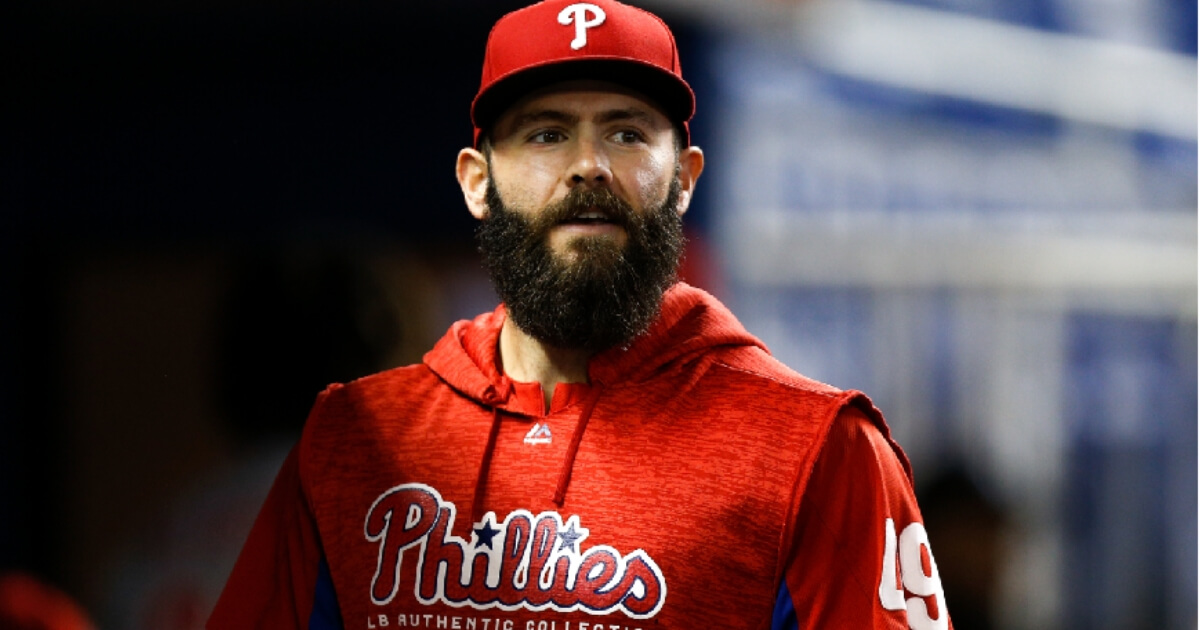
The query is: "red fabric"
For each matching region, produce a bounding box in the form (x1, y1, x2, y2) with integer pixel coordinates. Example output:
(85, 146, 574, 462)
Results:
(0, 572, 94, 630)
(207, 449, 323, 629)
(784, 407, 952, 629)
(209, 283, 949, 629)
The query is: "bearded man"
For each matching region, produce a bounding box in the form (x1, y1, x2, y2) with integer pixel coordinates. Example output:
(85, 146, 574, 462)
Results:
(210, 1, 952, 629)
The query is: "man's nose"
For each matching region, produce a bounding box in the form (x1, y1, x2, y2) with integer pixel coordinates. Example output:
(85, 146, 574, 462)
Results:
(567, 136, 613, 188)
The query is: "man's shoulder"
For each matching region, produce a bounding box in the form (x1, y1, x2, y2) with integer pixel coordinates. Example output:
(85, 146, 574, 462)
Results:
(351, 362, 436, 388)
(307, 362, 442, 413)
(297, 362, 458, 458)
(704, 343, 847, 401)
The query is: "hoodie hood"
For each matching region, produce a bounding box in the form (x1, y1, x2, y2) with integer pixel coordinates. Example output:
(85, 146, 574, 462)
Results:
(424, 282, 769, 516)
(423, 283, 767, 412)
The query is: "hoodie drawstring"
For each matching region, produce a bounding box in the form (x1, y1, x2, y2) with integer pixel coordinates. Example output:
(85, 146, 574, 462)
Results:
(471, 406, 504, 525)
(552, 388, 603, 506)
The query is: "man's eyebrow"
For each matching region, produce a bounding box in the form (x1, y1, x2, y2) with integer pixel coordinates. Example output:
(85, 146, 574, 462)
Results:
(505, 107, 665, 132)
(595, 107, 664, 127)
(505, 109, 579, 131)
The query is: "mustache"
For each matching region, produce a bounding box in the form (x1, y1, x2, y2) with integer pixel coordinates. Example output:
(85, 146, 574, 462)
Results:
(537, 187, 636, 229)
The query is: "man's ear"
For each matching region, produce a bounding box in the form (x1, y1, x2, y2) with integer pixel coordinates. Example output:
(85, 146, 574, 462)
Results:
(456, 148, 490, 220)
(674, 146, 705, 217)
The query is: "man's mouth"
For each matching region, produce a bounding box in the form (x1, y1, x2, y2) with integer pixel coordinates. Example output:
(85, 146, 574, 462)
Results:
(561, 208, 618, 226)
(570, 210, 612, 223)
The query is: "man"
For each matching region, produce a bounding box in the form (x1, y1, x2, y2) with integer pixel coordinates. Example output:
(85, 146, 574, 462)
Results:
(209, 1, 952, 629)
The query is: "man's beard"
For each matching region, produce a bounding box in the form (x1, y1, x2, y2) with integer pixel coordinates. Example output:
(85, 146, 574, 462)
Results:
(476, 178, 685, 354)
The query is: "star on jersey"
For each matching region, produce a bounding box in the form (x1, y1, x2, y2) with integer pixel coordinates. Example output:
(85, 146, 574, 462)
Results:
(556, 517, 588, 553)
(473, 517, 501, 549)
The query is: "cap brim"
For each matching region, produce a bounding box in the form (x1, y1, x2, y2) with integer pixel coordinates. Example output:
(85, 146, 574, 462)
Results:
(471, 58, 695, 141)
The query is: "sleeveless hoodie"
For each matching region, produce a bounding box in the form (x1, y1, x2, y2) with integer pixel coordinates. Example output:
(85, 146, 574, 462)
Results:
(216, 282, 907, 629)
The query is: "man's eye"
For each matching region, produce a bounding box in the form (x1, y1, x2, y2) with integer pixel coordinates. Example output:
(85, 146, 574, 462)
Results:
(529, 130, 564, 144)
(611, 130, 646, 144)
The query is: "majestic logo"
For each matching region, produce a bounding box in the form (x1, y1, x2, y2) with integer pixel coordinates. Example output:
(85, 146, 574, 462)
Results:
(365, 483, 666, 619)
(557, 3, 606, 50)
(523, 423, 553, 445)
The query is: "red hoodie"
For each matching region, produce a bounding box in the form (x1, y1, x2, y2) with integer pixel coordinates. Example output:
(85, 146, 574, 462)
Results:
(210, 283, 950, 630)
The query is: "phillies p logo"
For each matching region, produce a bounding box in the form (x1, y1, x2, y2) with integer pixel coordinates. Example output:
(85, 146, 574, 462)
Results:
(558, 3, 606, 50)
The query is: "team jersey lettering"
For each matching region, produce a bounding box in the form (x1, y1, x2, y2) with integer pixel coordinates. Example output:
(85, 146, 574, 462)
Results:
(878, 518, 948, 630)
(557, 3, 606, 50)
(365, 483, 667, 620)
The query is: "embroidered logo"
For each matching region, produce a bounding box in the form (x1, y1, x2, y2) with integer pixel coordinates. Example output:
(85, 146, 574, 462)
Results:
(364, 483, 667, 619)
(523, 422, 553, 445)
(557, 3, 606, 50)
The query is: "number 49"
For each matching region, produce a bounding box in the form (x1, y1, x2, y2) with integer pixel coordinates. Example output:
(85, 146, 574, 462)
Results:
(878, 518, 949, 630)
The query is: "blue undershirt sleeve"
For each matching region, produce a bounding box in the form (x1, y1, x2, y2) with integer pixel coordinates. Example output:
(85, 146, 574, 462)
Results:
(308, 556, 343, 630)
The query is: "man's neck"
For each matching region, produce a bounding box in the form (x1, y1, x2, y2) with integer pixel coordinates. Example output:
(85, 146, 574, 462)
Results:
(498, 318, 592, 411)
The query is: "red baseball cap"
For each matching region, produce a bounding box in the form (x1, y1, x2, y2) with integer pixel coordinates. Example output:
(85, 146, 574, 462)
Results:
(471, 0, 695, 147)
